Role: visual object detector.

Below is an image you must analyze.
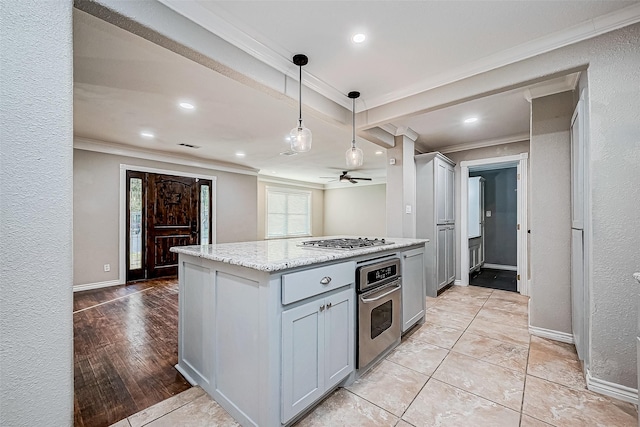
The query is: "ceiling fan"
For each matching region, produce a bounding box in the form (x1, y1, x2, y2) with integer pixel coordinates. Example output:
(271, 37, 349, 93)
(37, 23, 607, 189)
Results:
(321, 171, 373, 184)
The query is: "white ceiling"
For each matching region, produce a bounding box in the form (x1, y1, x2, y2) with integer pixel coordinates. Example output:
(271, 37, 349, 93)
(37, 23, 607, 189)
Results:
(73, 1, 640, 184)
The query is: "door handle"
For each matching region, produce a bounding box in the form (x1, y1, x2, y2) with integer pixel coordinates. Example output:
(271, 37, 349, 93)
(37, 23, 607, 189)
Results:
(190, 220, 198, 235)
(360, 284, 401, 303)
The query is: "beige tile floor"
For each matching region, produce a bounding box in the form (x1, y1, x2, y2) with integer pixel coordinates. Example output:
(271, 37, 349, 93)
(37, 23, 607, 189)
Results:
(111, 285, 638, 427)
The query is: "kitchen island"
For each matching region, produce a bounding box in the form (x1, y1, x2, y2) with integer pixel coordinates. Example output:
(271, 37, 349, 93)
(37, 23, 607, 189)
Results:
(170, 236, 427, 427)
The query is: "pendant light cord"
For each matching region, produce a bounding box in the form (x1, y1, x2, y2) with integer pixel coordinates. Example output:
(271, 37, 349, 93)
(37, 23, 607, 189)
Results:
(351, 97, 356, 149)
(298, 64, 303, 128)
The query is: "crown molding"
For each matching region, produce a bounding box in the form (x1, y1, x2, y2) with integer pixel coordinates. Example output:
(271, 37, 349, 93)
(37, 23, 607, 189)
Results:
(361, 126, 396, 148)
(74, 137, 259, 176)
(395, 126, 419, 142)
(361, 3, 640, 110)
(258, 175, 325, 190)
(156, 0, 351, 110)
(436, 133, 530, 154)
(523, 72, 580, 102)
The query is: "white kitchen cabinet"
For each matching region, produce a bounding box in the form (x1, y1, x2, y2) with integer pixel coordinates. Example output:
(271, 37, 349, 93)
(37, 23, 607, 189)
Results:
(436, 225, 455, 290)
(281, 287, 354, 424)
(401, 246, 426, 333)
(416, 152, 457, 297)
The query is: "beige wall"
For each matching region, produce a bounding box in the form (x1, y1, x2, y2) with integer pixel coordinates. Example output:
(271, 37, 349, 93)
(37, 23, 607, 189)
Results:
(257, 181, 324, 239)
(73, 149, 258, 286)
(445, 140, 531, 281)
(324, 184, 387, 237)
(529, 92, 574, 335)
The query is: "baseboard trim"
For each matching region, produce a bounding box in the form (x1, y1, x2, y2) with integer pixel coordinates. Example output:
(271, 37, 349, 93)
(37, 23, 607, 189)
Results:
(483, 263, 517, 271)
(454, 279, 466, 286)
(175, 364, 198, 386)
(73, 279, 122, 293)
(528, 325, 574, 344)
(586, 369, 638, 405)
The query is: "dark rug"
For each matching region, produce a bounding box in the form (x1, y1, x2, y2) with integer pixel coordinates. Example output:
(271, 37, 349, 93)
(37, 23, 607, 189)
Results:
(469, 268, 517, 292)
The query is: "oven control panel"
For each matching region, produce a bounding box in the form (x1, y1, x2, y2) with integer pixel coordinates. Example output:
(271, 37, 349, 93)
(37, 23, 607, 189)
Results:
(357, 258, 401, 293)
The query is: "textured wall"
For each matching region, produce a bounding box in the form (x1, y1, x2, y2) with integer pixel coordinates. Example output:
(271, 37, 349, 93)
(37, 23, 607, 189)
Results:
(584, 25, 640, 388)
(529, 91, 574, 335)
(0, 2, 74, 425)
(324, 184, 387, 237)
(73, 149, 258, 286)
(257, 181, 324, 239)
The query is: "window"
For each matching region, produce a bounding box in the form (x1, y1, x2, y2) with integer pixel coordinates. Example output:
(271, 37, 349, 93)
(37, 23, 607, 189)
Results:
(200, 184, 210, 245)
(266, 187, 311, 238)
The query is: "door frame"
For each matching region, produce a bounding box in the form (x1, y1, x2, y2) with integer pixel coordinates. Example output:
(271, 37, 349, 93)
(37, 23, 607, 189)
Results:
(459, 153, 529, 295)
(119, 164, 217, 285)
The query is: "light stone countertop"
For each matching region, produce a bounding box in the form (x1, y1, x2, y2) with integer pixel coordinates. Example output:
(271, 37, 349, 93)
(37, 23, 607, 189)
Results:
(634, 273, 640, 283)
(170, 236, 428, 272)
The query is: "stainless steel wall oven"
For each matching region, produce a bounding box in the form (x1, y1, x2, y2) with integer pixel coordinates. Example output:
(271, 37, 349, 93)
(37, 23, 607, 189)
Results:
(356, 256, 402, 368)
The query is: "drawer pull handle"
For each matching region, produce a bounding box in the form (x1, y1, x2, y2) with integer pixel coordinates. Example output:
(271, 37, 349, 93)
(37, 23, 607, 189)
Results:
(320, 276, 332, 285)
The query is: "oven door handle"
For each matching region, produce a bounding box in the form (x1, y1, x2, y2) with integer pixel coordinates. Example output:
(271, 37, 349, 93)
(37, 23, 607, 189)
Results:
(360, 283, 401, 303)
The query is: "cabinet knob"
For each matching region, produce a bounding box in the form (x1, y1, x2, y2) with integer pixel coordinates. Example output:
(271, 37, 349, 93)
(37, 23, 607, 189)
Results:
(319, 305, 325, 311)
(326, 302, 332, 309)
(320, 276, 332, 285)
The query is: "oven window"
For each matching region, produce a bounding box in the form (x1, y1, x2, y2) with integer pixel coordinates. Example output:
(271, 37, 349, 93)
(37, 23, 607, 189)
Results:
(371, 300, 393, 339)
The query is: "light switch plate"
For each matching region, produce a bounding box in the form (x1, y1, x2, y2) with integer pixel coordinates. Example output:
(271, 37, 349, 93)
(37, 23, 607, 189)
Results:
(405, 205, 412, 214)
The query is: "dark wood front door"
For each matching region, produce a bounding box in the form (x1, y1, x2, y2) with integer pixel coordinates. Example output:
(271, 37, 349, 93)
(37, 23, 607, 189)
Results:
(126, 171, 212, 281)
(146, 174, 199, 278)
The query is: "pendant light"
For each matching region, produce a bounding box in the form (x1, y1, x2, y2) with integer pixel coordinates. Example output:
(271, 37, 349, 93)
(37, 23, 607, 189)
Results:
(346, 91, 364, 168)
(289, 54, 312, 153)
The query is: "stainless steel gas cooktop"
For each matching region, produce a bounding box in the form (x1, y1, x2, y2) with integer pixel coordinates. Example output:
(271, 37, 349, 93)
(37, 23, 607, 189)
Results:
(299, 237, 394, 250)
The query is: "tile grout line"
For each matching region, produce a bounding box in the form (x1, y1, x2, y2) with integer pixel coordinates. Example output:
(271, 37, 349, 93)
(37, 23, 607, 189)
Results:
(73, 287, 156, 314)
(392, 287, 497, 423)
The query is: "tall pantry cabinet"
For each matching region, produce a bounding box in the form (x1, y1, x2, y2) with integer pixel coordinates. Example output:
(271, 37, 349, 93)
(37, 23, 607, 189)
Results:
(415, 152, 456, 297)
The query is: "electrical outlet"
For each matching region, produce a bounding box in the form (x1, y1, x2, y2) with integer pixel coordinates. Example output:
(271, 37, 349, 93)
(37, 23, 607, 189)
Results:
(405, 204, 412, 214)
(104, 264, 110, 272)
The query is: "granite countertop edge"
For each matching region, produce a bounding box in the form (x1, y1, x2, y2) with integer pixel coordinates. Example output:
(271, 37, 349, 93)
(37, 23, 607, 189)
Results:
(634, 272, 640, 283)
(170, 237, 428, 272)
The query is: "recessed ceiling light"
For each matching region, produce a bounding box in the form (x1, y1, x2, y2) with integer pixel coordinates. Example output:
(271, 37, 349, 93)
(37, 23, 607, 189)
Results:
(352, 33, 366, 43)
(140, 131, 155, 139)
(235, 152, 246, 157)
(179, 101, 195, 110)
(375, 150, 383, 155)
(464, 117, 479, 124)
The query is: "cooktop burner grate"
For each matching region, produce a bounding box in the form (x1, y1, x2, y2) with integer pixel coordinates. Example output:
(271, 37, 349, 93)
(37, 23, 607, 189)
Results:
(299, 238, 393, 250)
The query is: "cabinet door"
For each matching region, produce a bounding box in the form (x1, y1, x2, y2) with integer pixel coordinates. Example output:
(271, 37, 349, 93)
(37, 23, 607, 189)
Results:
(281, 301, 325, 423)
(446, 226, 456, 284)
(323, 288, 354, 390)
(402, 248, 426, 332)
(445, 164, 455, 223)
(436, 225, 447, 289)
(436, 159, 447, 224)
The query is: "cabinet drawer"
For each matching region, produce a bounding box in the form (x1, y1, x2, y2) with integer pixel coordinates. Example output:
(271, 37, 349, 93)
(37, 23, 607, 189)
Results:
(282, 261, 355, 305)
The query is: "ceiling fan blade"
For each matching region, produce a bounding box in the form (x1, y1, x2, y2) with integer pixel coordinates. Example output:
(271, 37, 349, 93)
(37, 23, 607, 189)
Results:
(352, 177, 372, 181)
(349, 179, 358, 184)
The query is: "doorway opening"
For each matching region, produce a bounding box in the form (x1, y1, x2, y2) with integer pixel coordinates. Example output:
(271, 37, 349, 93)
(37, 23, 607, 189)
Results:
(120, 165, 217, 284)
(460, 153, 529, 295)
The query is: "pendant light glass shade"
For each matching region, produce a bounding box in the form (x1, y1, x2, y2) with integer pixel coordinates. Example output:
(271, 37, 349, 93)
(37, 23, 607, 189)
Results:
(345, 91, 363, 168)
(290, 120, 312, 153)
(346, 145, 364, 168)
(290, 54, 312, 153)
